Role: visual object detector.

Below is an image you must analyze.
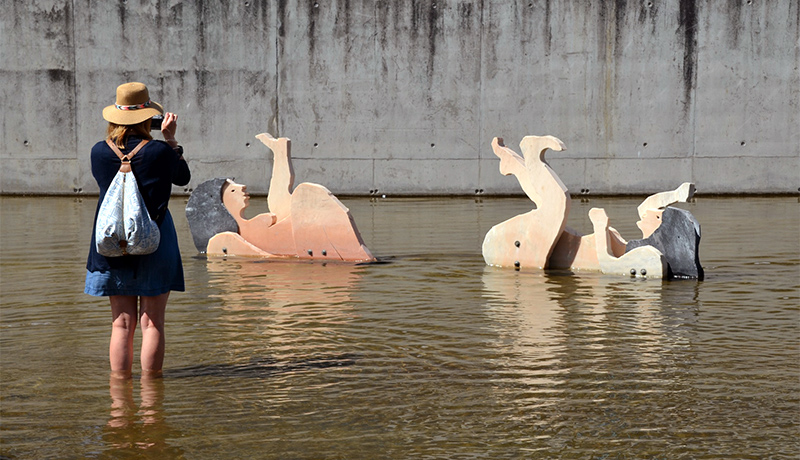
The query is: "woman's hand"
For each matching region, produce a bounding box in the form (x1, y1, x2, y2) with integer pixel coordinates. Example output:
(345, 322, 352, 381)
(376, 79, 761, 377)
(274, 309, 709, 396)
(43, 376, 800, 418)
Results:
(160, 112, 179, 148)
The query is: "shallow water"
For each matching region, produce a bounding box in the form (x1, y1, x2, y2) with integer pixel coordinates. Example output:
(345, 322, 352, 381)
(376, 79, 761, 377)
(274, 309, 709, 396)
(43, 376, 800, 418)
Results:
(1, 195, 798, 459)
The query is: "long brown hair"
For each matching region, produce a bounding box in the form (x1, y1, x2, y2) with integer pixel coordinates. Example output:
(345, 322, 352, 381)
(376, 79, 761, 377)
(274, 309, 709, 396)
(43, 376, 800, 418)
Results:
(106, 120, 153, 149)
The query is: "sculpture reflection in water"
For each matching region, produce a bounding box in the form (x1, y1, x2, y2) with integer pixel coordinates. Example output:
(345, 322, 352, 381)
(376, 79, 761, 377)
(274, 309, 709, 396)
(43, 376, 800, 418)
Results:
(206, 257, 362, 312)
(480, 269, 565, 391)
(186, 133, 375, 263)
(481, 266, 699, 415)
(482, 136, 703, 279)
(159, 259, 364, 380)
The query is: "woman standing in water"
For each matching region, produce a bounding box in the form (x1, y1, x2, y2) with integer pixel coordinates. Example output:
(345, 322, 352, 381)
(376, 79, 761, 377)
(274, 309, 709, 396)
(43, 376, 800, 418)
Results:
(85, 82, 191, 378)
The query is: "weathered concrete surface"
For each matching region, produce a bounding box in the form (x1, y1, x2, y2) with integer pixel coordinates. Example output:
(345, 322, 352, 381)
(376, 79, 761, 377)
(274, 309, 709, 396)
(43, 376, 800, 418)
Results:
(1, 0, 797, 195)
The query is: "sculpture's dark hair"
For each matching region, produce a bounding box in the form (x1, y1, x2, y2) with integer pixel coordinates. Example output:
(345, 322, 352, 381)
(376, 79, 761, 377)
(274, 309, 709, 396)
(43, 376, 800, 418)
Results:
(185, 177, 239, 253)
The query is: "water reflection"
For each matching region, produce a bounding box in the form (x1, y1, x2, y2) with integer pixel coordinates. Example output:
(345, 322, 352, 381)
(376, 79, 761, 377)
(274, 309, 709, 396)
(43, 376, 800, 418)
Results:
(103, 374, 184, 458)
(166, 258, 366, 380)
(481, 266, 705, 451)
(481, 267, 565, 391)
(207, 258, 364, 309)
(204, 258, 364, 353)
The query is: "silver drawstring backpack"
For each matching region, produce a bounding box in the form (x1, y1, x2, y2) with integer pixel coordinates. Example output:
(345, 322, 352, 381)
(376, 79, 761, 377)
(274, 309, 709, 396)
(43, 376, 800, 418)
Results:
(95, 139, 161, 256)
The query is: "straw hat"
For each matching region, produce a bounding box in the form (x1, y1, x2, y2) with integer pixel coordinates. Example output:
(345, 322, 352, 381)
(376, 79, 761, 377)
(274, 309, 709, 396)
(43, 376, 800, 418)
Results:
(102, 82, 164, 125)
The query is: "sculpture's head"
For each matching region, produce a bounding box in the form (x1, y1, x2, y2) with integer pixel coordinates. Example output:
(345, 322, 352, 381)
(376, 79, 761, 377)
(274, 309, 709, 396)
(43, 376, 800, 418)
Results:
(222, 179, 250, 215)
(637, 209, 664, 239)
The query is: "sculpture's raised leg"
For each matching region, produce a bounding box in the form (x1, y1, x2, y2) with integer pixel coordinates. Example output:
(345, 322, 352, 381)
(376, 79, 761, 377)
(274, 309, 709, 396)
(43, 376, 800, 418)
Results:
(482, 136, 569, 269)
(256, 133, 294, 222)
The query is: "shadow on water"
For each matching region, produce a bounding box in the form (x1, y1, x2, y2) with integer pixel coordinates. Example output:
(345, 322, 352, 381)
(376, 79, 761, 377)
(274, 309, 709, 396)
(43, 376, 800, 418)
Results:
(166, 353, 361, 379)
(191, 253, 395, 265)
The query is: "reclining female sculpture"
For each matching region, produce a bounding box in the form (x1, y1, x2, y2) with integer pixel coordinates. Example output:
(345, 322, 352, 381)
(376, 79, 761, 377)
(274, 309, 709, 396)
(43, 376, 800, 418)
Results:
(482, 135, 702, 279)
(186, 133, 375, 263)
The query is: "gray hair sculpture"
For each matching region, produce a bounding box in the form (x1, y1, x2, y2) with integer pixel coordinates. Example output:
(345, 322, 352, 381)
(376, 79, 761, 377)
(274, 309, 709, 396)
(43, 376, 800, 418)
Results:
(185, 177, 239, 253)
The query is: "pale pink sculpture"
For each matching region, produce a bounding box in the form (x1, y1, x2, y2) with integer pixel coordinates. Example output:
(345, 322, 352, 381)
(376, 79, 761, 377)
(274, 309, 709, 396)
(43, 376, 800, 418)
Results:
(588, 208, 666, 277)
(205, 133, 375, 263)
(482, 135, 694, 278)
(481, 136, 570, 269)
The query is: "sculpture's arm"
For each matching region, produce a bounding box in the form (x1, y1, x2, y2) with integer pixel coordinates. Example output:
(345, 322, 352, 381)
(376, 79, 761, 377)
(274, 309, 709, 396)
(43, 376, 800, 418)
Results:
(589, 208, 666, 278)
(637, 182, 695, 219)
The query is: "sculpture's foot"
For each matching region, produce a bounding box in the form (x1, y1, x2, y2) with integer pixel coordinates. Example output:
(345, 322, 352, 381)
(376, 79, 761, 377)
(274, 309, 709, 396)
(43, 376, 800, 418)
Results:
(491, 137, 524, 177)
(256, 132, 290, 158)
(519, 135, 566, 162)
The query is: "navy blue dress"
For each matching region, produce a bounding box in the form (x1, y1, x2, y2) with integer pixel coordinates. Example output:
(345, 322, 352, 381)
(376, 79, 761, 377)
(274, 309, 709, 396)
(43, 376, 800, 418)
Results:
(85, 135, 191, 297)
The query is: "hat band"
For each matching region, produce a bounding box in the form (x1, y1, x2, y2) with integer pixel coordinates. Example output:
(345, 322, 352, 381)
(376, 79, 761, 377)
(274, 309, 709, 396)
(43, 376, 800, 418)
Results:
(115, 100, 152, 110)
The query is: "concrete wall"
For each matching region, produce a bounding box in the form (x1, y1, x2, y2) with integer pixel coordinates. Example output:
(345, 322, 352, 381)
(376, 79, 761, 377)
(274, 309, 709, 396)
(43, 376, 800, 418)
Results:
(1, 0, 798, 196)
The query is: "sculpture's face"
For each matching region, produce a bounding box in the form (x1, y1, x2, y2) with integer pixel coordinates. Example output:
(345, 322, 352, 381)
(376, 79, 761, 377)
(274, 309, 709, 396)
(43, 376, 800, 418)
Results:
(223, 180, 250, 213)
(637, 209, 664, 238)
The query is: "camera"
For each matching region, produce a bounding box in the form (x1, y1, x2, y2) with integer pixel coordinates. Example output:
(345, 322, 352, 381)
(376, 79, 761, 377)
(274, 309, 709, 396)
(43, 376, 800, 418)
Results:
(150, 115, 163, 131)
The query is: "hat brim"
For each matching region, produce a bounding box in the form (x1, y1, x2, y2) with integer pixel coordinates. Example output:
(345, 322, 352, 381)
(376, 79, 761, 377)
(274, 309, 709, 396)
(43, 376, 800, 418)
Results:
(102, 101, 164, 125)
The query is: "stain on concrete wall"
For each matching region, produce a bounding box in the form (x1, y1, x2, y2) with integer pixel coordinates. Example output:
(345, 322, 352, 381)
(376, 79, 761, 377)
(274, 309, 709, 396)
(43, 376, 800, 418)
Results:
(1, 0, 797, 195)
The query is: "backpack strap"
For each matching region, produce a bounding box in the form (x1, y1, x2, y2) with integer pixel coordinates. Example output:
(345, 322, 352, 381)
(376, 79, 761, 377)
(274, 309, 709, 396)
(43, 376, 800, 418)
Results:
(106, 139, 149, 173)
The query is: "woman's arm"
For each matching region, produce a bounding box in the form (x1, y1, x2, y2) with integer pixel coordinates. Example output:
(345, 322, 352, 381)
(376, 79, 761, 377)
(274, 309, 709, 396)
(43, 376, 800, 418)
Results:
(160, 112, 191, 186)
(171, 152, 191, 186)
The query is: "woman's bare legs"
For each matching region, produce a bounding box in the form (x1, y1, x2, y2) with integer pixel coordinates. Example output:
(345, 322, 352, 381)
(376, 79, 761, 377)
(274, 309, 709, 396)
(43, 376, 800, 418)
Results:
(109, 295, 138, 376)
(140, 292, 169, 375)
(109, 292, 169, 376)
